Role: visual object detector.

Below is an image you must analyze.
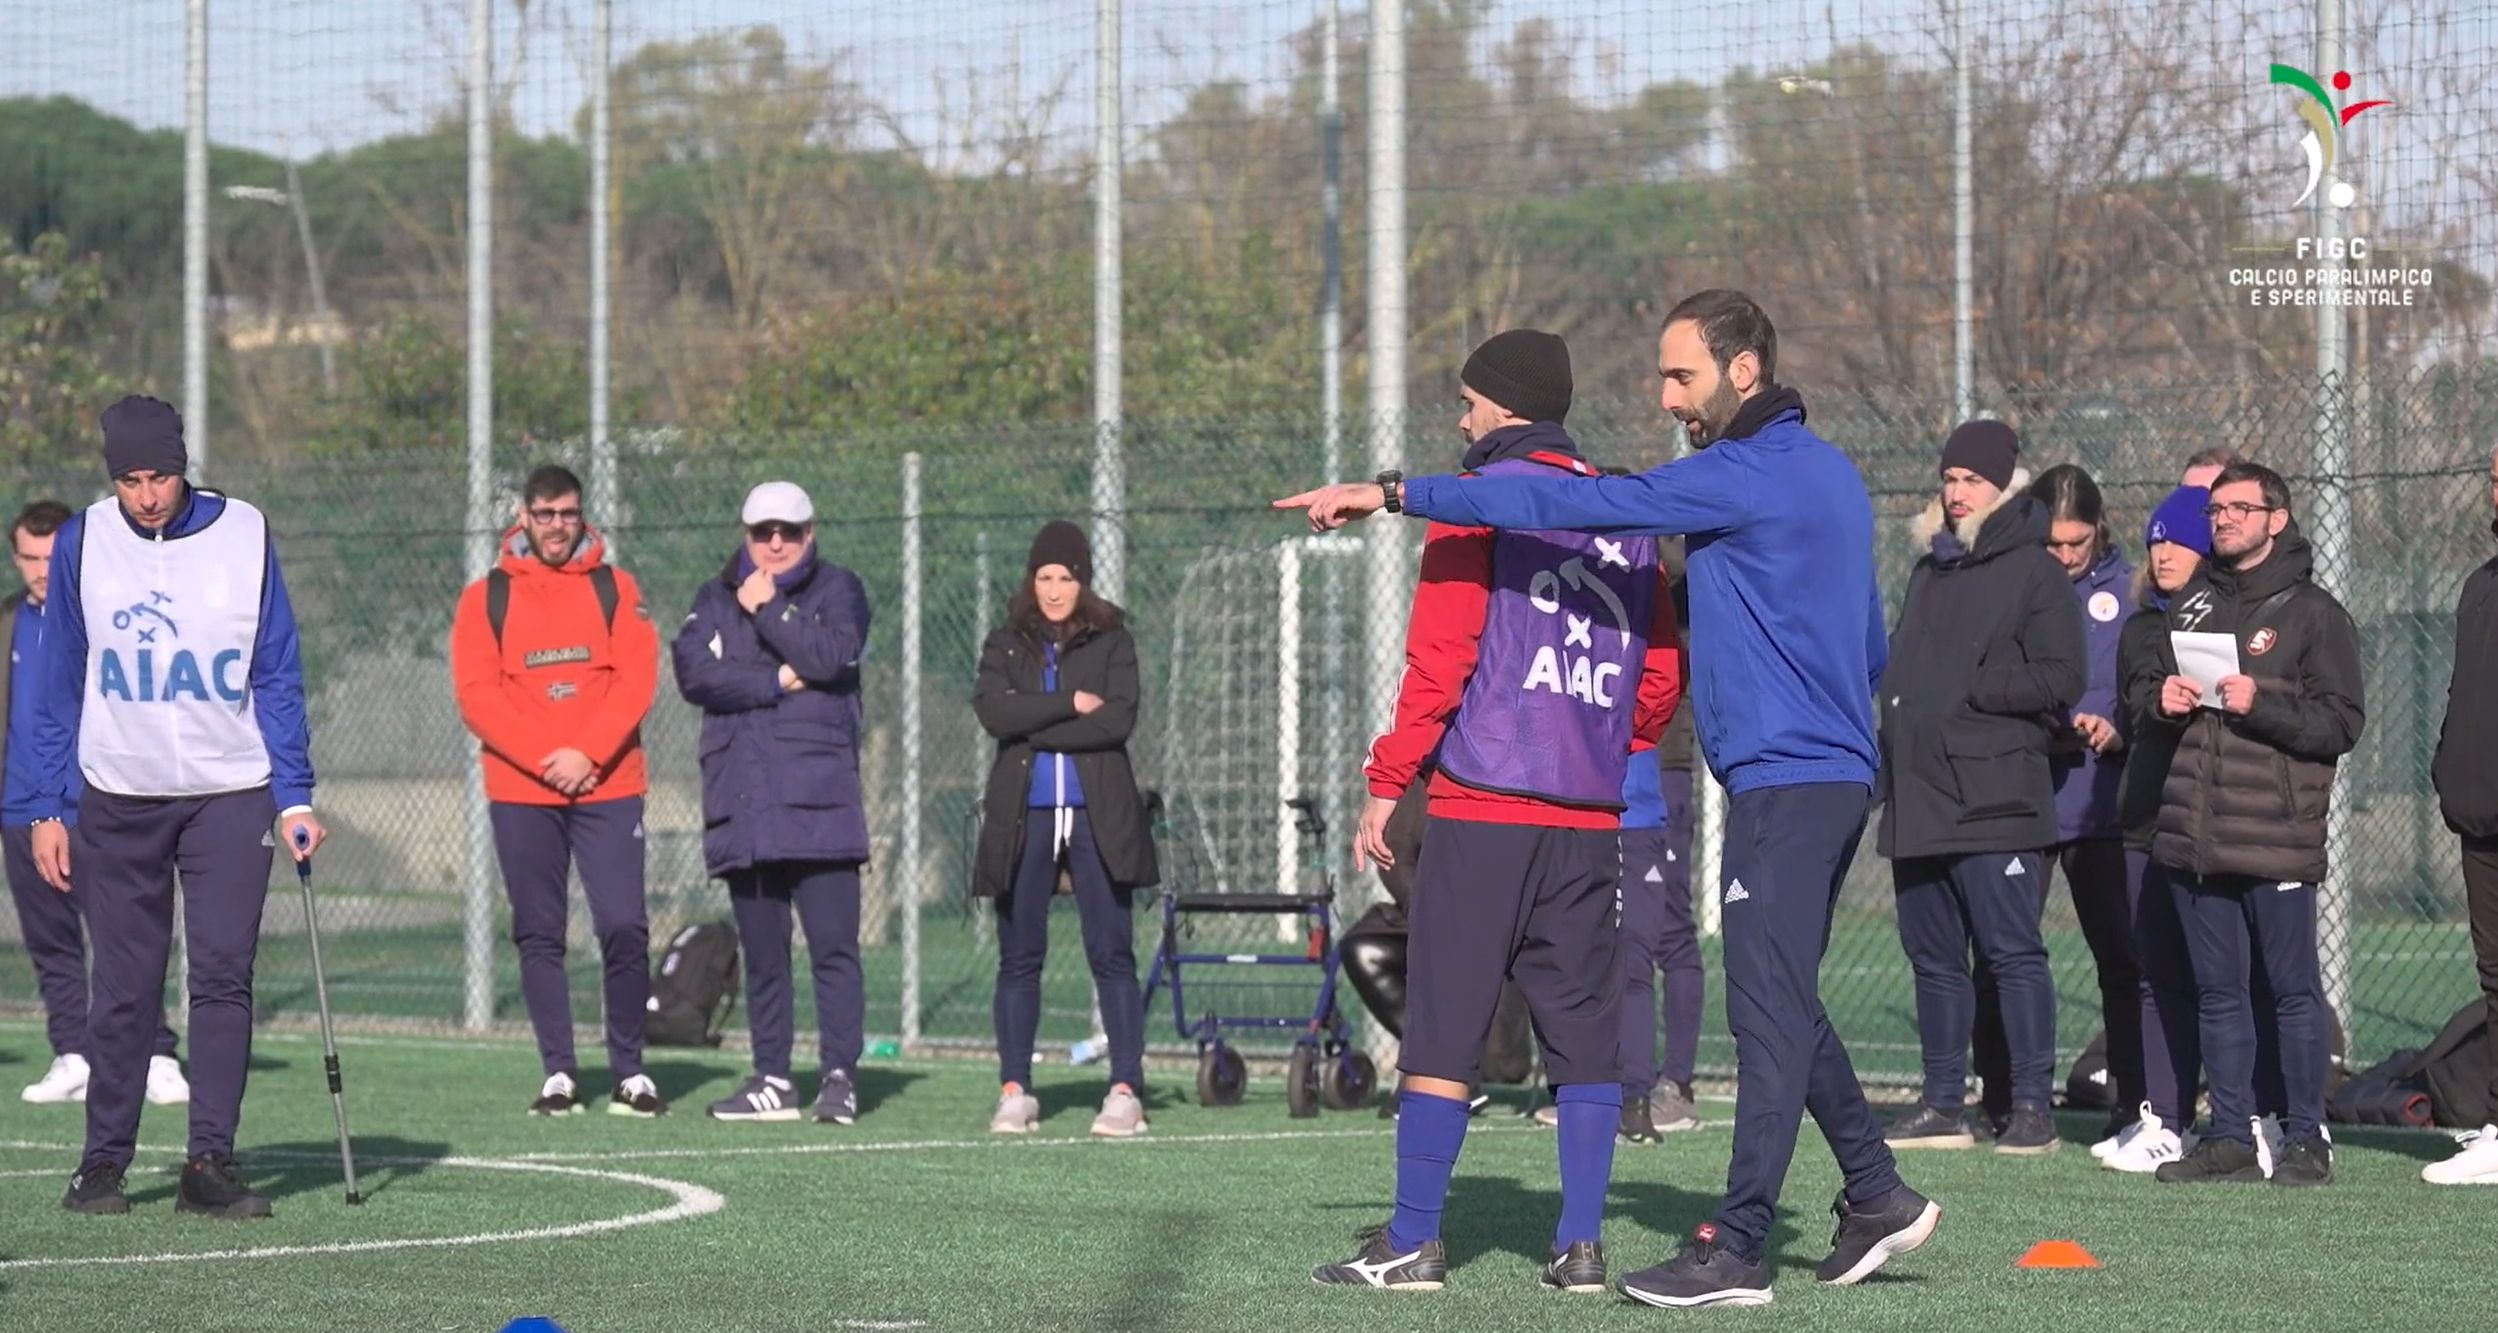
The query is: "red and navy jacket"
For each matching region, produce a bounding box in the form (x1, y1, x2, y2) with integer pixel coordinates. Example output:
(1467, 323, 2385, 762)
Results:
(1363, 423, 1684, 829)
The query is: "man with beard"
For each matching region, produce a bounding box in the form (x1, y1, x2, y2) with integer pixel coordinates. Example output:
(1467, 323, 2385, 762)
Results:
(451, 464, 664, 1118)
(2149, 462, 2363, 1187)
(1303, 330, 1682, 1297)
(1280, 291, 1934, 1307)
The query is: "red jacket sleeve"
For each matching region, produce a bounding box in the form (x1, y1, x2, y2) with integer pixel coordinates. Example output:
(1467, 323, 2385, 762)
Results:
(1630, 564, 1684, 750)
(1363, 522, 1493, 798)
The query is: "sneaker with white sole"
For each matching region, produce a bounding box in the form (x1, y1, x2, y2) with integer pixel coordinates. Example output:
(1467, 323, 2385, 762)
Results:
(990, 1085, 1041, 1135)
(2090, 1103, 2150, 1161)
(609, 1074, 667, 1117)
(529, 1071, 584, 1116)
(145, 1055, 191, 1106)
(1531, 1102, 1560, 1128)
(2102, 1110, 2189, 1175)
(1091, 1085, 1148, 1138)
(21, 1053, 89, 1105)
(1649, 1082, 1703, 1133)
(707, 1074, 800, 1122)
(2423, 1125, 2498, 1185)
(814, 1069, 858, 1126)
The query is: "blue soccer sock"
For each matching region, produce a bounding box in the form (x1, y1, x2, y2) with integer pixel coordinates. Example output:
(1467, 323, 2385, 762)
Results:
(1385, 1090, 1472, 1253)
(1553, 1082, 1623, 1248)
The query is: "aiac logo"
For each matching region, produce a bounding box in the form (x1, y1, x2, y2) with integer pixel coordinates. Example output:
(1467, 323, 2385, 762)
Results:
(97, 590, 246, 703)
(2268, 64, 2391, 209)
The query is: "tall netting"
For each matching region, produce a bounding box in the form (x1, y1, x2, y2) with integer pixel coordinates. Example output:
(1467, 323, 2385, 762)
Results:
(1, 0, 2493, 1084)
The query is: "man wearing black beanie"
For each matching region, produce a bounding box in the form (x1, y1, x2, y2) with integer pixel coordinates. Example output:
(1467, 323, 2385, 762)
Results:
(15, 394, 326, 1220)
(1875, 421, 2086, 1158)
(1309, 331, 1684, 1297)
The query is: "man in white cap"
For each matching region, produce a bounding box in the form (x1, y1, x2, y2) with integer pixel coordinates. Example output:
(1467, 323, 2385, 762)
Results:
(451, 464, 663, 1117)
(671, 482, 874, 1124)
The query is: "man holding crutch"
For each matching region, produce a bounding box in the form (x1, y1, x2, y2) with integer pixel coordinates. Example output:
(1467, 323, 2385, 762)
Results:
(17, 396, 325, 1219)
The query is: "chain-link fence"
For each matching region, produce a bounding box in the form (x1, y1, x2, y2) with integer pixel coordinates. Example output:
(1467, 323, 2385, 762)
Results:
(2, 0, 2494, 1085)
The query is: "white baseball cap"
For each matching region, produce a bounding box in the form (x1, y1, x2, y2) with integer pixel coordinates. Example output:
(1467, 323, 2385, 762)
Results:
(741, 481, 814, 527)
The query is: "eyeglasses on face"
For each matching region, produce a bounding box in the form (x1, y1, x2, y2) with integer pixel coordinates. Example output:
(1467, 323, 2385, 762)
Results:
(747, 521, 807, 545)
(527, 506, 583, 525)
(2202, 501, 2277, 521)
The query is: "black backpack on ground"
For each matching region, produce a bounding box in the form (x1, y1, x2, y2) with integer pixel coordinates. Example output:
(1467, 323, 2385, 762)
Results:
(2062, 1032, 2117, 1112)
(646, 922, 741, 1047)
(2416, 1002, 2493, 1129)
(2327, 1047, 2433, 1127)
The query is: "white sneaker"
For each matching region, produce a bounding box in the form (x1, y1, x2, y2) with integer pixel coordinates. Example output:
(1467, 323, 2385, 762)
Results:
(2091, 1103, 2151, 1160)
(21, 1053, 89, 1104)
(2103, 1116, 2186, 1174)
(1531, 1103, 1560, 1128)
(145, 1055, 191, 1106)
(2254, 1114, 2286, 1179)
(2423, 1125, 2498, 1185)
(1089, 1086, 1148, 1139)
(990, 1087, 1041, 1135)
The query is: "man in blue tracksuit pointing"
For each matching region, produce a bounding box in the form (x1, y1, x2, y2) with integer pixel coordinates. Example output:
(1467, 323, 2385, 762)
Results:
(11, 396, 324, 1220)
(1280, 289, 1937, 1307)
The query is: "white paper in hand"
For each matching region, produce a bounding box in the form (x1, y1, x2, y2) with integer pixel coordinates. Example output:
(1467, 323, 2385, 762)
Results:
(2170, 631, 2240, 708)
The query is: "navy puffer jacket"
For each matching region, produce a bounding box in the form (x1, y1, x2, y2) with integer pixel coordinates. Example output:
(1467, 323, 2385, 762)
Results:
(672, 546, 872, 876)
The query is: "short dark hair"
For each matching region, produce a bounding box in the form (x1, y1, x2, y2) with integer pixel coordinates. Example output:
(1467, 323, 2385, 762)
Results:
(1661, 289, 1777, 384)
(523, 465, 584, 506)
(12, 500, 72, 544)
(2028, 463, 2113, 559)
(2212, 460, 2292, 512)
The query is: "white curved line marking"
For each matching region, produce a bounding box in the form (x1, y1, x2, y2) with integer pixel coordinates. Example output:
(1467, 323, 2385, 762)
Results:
(0, 1144, 723, 1272)
(2293, 129, 2324, 206)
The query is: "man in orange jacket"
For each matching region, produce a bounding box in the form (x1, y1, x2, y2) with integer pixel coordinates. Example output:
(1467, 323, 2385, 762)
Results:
(451, 464, 664, 1117)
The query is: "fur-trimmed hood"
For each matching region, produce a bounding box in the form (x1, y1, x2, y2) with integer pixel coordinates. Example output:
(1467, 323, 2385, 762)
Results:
(1907, 466, 2037, 558)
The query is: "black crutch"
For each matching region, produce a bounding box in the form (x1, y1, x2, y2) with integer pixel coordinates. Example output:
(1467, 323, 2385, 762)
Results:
(294, 830, 363, 1205)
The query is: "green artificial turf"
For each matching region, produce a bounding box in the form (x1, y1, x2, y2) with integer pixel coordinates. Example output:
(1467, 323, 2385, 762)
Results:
(0, 1019, 2484, 1333)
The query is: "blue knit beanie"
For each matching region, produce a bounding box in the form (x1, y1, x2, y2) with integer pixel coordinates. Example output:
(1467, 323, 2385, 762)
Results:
(2144, 485, 2212, 555)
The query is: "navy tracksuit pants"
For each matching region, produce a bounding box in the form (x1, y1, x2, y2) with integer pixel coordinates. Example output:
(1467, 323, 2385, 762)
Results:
(1894, 851, 2057, 1111)
(490, 796, 649, 1079)
(2175, 871, 2330, 1143)
(5, 825, 178, 1061)
(2130, 850, 2202, 1127)
(994, 808, 1145, 1092)
(1713, 783, 1901, 1260)
(74, 786, 275, 1173)
(1618, 767, 1703, 1097)
(727, 861, 865, 1081)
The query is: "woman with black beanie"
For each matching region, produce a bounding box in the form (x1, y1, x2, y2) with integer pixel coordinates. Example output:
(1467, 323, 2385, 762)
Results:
(972, 521, 1159, 1137)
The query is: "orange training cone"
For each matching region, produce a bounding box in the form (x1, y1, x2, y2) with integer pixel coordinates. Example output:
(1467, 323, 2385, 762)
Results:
(2016, 1240, 2100, 1270)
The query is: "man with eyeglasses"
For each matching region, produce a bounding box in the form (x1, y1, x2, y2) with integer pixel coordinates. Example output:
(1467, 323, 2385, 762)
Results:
(451, 464, 664, 1117)
(2147, 460, 2363, 1187)
(672, 482, 873, 1125)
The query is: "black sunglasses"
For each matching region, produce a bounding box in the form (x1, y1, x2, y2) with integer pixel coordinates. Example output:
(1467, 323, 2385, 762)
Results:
(747, 521, 808, 544)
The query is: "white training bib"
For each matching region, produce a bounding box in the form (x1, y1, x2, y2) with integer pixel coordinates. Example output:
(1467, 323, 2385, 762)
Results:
(75, 494, 274, 798)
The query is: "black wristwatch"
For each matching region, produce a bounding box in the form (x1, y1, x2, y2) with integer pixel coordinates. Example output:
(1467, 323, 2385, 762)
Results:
(1376, 470, 1404, 514)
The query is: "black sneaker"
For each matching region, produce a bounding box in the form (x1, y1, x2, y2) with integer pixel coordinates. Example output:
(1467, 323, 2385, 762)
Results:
(1816, 1185, 1941, 1285)
(1540, 1239, 1607, 1293)
(609, 1074, 667, 1118)
(1312, 1229, 1449, 1290)
(1618, 1095, 1661, 1145)
(176, 1154, 273, 1219)
(1883, 1105, 1976, 1150)
(1993, 1106, 2060, 1156)
(62, 1162, 130, 1215)
(2155, 1135, 2267, 1184)
(529, 1071, 584, 1116)
(707, 1074, 800, 1122)
(1619, 1223, 1773, 1309)
(2272, 1135, 2333, 1187)
(814, 1069, 859, 1126)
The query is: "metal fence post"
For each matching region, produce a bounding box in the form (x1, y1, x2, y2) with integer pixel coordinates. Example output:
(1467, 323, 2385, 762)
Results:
(901, 452, 924, 1049)
(461, 0, 497, 1032)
